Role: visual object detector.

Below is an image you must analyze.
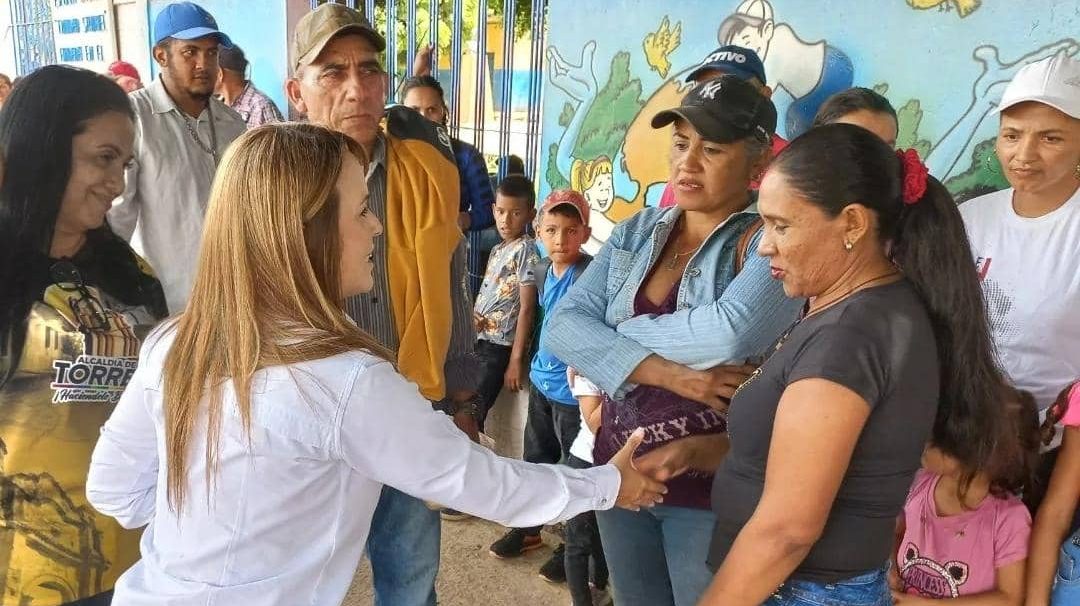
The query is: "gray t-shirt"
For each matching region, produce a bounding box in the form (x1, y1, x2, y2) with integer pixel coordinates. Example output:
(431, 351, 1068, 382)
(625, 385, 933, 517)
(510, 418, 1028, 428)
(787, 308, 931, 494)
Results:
(708, 279, 939, 583)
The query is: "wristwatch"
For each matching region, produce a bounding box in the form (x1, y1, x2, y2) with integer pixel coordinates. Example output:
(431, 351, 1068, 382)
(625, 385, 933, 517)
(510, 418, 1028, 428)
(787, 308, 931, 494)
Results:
(432, 394, 479, 418)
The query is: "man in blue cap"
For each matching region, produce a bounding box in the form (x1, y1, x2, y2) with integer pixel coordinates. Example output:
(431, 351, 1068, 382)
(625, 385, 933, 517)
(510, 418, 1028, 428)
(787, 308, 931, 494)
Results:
(109, 1, 247, 313)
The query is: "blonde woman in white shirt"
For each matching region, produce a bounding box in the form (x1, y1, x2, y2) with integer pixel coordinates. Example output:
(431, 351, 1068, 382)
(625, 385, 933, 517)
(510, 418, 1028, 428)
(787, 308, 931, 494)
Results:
(86, 123, 663, 606)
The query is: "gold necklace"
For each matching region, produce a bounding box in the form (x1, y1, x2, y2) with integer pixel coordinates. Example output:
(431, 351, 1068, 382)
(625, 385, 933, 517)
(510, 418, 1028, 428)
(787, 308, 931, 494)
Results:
(664, 225, 701, 270)
(804, 269, 901, 318)
(666, 246, 698, 270)
(731, 269, 901, 400)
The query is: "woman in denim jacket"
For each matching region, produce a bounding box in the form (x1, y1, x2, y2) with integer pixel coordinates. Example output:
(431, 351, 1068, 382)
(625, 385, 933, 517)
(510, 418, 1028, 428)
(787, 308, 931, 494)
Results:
(544, 76, 803, 606)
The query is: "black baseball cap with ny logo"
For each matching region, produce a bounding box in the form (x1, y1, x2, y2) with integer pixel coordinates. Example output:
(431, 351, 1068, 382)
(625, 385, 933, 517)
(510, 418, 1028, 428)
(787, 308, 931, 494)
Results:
(651, 75, 777, 144)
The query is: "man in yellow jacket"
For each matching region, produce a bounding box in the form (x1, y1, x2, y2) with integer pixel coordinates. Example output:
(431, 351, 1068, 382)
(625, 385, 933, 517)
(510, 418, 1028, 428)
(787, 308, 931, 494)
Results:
(287, 5, 479, 604)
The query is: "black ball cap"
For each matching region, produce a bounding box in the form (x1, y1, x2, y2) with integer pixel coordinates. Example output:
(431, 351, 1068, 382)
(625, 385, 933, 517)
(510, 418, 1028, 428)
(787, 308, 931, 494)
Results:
(651, 75, 777, 144)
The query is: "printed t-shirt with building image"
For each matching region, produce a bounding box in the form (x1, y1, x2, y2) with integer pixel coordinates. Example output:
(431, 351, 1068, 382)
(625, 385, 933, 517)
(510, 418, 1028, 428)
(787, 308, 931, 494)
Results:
(0, 256, 165, 605)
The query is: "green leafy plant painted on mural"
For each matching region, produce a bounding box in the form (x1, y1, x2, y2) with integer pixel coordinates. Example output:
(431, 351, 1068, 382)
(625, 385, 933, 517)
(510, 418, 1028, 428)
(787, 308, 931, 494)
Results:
(559, 102, 574, 127)
(546, 143, 570, 190)
(895, 99, 933, 159)
(571, 51, 644, 164)
(945, 137, 1010, 202)
(875, 83, 1006, 203)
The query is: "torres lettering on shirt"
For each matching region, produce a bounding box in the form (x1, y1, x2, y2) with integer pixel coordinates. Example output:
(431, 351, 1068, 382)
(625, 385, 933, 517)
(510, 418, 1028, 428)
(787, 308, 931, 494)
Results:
(960, 187, 1080, 415)
(342, 124, 477, 397)
(109, 77, 247, 313)
(0, 238, 166, 604)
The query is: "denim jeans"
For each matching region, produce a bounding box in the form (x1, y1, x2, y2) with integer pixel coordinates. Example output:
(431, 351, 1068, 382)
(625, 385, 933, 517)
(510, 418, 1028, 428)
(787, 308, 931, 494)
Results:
(475, 339, 512, 430)
(764, 565, 892, 606)
(366, 485, 441, 606)
(566, 455, 609, 606)
(595, 504, 715, 606)
(516, 385, 582, 535)
(1053, 529, 1080, 605)
(66, 591, 113, 606)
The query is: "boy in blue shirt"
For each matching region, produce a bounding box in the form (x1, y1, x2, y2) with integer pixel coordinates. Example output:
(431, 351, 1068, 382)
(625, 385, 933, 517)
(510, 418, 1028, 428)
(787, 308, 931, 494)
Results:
(488, 190, 594, 584)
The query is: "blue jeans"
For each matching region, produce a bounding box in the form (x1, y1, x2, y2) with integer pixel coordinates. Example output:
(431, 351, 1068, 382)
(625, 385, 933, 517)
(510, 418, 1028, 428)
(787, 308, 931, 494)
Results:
(1053, 529, 1080, 604)
(366, 485, 441, 606)
(66, 591, 113, 606)
(764, 566, 892, 606)
(596, 505, 714, 606)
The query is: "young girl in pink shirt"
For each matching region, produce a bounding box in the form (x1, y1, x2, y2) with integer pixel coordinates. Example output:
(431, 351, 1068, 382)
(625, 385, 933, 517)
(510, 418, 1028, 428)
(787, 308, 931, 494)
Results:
(1027, 381, 1080, 606)
(892, 388, 1041, 604)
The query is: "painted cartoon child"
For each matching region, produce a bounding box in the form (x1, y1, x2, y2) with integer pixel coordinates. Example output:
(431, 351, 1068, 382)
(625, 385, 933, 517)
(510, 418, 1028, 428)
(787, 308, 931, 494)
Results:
(569, 156, 616, 247)
(717, 0, 854, 137)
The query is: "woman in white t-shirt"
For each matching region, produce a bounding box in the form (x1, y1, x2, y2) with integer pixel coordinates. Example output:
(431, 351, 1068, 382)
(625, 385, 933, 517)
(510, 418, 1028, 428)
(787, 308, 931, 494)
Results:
(959, 54, 1080, 420)
(84, 123, 665, 606)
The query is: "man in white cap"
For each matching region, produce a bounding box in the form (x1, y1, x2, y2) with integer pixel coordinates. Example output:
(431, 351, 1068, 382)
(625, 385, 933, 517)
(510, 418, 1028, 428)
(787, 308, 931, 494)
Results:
(285, 4, 479, 605)
(960, 52, 1080, 425)
(109, 2, 247, 312)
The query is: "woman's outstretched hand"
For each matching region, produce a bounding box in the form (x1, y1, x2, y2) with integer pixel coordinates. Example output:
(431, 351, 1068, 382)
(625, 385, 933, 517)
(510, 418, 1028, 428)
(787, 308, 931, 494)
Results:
(609, 428, 668, 511)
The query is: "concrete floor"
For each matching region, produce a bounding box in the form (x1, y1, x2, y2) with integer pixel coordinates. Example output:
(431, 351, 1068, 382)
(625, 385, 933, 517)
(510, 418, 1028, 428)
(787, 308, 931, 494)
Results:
(342, 520, 569, 606)
(342, 389, 572, 606)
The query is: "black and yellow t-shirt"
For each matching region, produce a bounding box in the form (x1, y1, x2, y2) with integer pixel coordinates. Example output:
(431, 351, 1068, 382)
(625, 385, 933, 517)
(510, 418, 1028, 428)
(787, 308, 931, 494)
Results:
(0, 244, 165, 605)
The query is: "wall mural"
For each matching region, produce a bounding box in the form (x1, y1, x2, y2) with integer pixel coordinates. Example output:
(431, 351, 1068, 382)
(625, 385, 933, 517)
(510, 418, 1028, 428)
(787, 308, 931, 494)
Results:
(539, 0, 1079, 250)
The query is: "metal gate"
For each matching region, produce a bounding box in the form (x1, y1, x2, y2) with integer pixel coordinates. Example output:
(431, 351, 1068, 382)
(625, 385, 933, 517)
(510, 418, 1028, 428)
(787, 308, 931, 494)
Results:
(312, 0, 548, 181)
(10, 0, 58, 74)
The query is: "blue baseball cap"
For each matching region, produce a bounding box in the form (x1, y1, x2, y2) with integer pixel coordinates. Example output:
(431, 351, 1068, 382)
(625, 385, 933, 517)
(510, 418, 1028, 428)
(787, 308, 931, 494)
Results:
(685, 45, 766, 85)
(153, 2, 232, 47)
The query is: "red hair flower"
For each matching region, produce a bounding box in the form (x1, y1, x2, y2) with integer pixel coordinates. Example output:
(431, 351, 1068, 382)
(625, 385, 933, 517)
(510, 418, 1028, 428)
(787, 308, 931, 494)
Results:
(897, 148, 929, 205)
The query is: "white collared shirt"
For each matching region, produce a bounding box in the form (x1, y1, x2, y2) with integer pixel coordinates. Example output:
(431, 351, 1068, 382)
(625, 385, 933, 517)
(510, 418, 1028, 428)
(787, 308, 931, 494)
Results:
(87, 329, 618, 606)
(109, 77, 247, 313)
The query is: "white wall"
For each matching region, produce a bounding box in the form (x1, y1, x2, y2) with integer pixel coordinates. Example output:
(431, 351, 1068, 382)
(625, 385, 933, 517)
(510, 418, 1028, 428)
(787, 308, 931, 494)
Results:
(114, 0, 151, 81)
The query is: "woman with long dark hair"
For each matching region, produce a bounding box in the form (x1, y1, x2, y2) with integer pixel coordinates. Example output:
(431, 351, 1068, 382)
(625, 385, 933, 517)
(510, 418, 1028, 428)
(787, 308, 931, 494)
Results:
(700, 123, 1009, 605)
(811, 86, 899, 147)
(0, 65, 167, 606)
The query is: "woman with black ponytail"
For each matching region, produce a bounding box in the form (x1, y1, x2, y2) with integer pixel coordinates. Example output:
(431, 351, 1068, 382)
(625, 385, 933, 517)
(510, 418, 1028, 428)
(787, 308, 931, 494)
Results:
(699, 123, 1008, 605)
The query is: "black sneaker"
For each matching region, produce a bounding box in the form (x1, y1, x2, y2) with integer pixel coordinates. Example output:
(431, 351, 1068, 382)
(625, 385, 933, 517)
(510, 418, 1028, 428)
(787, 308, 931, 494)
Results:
(538, 543, 567, 583)
(489, 528, 543, 558)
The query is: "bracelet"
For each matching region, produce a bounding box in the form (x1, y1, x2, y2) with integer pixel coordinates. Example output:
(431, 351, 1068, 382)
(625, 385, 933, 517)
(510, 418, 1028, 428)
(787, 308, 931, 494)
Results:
(432, 394, 479, 418)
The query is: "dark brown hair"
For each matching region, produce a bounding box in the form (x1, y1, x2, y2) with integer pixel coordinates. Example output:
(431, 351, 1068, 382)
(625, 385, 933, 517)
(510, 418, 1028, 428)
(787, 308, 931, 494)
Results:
(773, 124, 1010, 499)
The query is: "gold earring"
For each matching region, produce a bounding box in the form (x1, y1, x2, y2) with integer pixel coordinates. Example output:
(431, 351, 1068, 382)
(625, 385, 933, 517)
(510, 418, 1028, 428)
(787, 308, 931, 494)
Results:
(1074, 163, 1080, 179)
(844, 241, 853, 251)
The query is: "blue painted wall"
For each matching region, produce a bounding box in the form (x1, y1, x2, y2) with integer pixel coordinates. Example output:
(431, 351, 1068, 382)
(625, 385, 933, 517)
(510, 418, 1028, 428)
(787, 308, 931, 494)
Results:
(148, 0, 289, 117)
(539, 0, 1080, 246)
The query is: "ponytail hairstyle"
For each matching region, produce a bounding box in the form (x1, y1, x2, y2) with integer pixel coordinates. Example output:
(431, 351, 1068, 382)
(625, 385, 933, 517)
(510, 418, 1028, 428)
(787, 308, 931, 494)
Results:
(1040, 380, 1080, 445)
(772, 123, 1010, 498)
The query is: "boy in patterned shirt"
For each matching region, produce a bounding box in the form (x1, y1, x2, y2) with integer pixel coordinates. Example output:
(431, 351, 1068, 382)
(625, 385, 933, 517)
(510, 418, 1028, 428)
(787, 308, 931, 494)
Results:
(473, 174, 539, 430)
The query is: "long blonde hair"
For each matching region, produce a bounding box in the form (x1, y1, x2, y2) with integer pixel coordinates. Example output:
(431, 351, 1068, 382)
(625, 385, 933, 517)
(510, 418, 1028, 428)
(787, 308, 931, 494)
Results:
(162, 123, 393, 512)
(569, 155, 613, 193)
